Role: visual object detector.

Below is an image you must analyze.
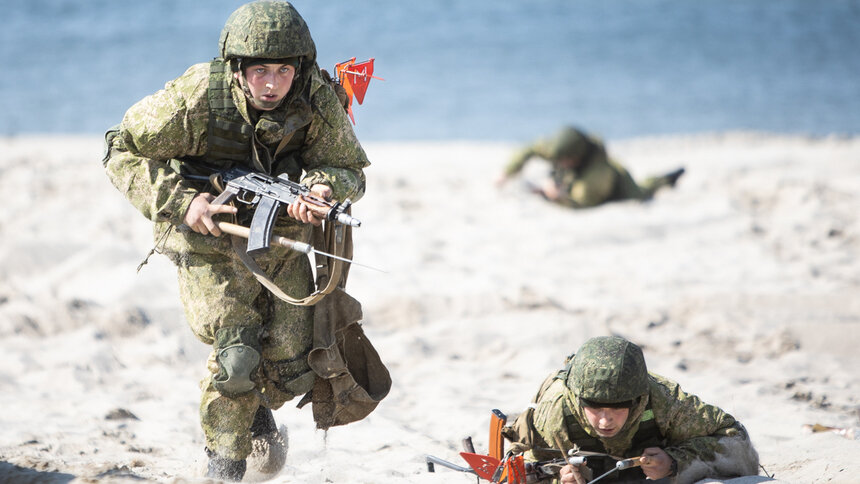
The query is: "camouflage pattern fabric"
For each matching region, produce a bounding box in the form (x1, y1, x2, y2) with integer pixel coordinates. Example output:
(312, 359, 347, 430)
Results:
(103, 62, 367, 229)
(511, 372, 759, 483)
(568, 335, 649, 404)
(103, 34, 369, 459)
(219, 1, 316, 62)
(186, 228, 320, 459)
(503, 126, 674, 208)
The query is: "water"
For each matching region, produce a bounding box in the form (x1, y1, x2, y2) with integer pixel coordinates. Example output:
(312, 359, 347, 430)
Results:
(2, 0, 858, 142)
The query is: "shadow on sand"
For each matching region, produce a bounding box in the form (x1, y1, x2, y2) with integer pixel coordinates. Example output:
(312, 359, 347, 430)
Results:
(0, 462, 75, 484)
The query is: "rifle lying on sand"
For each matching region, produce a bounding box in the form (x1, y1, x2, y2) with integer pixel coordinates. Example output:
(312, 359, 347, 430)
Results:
(425, 409, 642, 484)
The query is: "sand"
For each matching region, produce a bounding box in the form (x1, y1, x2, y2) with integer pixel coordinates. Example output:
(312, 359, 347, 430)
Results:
(0, 133, 858, 483)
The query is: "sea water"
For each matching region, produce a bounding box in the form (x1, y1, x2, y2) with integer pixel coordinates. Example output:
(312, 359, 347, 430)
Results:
(2, 0, 858, 141)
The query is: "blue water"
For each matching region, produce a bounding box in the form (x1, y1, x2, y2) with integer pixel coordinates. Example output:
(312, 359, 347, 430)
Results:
(2, 0, 859, 142)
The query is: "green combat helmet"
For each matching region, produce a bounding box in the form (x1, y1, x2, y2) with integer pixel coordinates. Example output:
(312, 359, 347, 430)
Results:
(551, 126, 590, 161)
(568, 336, 649, 407)
(219, 0, 316, 66)
(219, 1, 317, 108)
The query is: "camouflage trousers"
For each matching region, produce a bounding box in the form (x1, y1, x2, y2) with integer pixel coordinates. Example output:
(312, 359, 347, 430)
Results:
(166, 225, 316, 460)
(609, 159, 674, 202)
(565, 158, 674, 207)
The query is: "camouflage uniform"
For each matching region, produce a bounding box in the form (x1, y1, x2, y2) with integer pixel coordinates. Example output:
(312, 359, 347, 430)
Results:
(504, 126, 679, 208)
(504, 337, 759, 483)
(103, 0, 369, 466)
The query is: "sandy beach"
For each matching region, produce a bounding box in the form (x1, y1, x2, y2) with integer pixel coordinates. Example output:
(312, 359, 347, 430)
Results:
(0, 133, 858, 483)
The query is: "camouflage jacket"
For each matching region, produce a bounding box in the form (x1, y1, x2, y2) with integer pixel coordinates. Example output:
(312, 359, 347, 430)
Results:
(505, 372, 759, 483)
(103, 61, 369, 253)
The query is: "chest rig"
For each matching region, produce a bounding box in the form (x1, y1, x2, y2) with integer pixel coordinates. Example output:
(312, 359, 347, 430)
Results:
(554, 362, 664, 453)
(553, 364, 664, 481)
(203, 58, 310, 178)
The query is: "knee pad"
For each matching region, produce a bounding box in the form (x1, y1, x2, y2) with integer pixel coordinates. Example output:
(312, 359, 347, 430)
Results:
(214, 344, 261, 396)
(213, 326, 262, 396)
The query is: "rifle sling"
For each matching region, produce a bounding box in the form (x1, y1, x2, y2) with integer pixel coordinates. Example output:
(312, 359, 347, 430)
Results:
(211, 171, 350, 306)
(230, 222, 346, 306)
(275, 130, 296, 157)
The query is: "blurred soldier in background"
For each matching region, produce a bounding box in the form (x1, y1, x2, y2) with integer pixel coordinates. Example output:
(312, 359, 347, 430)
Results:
(497, 126, 684, 208)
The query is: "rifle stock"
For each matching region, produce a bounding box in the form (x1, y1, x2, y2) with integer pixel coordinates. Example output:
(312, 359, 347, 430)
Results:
(489, 409, 507, 461)
(214, 221, 311, 254)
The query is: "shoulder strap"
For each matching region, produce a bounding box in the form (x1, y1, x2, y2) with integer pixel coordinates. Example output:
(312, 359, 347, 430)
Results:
(206, 59, 254, 163)
(630, 406, 665, 451)
(230, 222, 349, 306)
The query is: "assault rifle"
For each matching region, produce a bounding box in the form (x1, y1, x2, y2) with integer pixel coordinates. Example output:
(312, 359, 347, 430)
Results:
(425, 409, 641, 484)
(184, 167, 360, 256)
(210, 167, 360, 256)
(180, 167, 384, 273)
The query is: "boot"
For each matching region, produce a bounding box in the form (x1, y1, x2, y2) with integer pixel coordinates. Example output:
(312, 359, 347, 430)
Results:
(246, 406, 288, 478)
(249, 405, 277, 438)
(665, 167, 686, 187)
(206, 448, 247, 482)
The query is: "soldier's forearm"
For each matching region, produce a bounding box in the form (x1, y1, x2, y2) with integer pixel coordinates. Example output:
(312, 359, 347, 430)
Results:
(303, 167, 366, 203)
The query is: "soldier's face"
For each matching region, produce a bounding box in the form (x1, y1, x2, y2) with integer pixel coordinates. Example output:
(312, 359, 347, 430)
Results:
(557, 157, 580, 169)
(240, 63, 297, 110)
(583, 406, 629, 438)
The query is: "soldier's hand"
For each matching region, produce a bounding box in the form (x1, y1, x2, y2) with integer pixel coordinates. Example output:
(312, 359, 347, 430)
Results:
(541, 178, 561, 201)
(286, 184, 332, 226)
(559, 463, 587, 484)
(183, 192, 237, 236)
(494, 172, 510, 188)
(640, 447, 673, 480)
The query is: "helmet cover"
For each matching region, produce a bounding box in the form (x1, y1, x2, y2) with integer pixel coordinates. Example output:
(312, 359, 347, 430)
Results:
(551, 126, 590, 161)
(568, 336, 649, 405)
(219, 1, 316, 63)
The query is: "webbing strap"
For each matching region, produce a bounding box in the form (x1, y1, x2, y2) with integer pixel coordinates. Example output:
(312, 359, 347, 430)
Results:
(210, 169, 347, 306)
(230, 223, 345, 306)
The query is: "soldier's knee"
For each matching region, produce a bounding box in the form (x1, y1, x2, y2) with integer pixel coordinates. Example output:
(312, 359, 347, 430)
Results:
(214, 345, 260, 395)
(213, 327, 262, 396)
